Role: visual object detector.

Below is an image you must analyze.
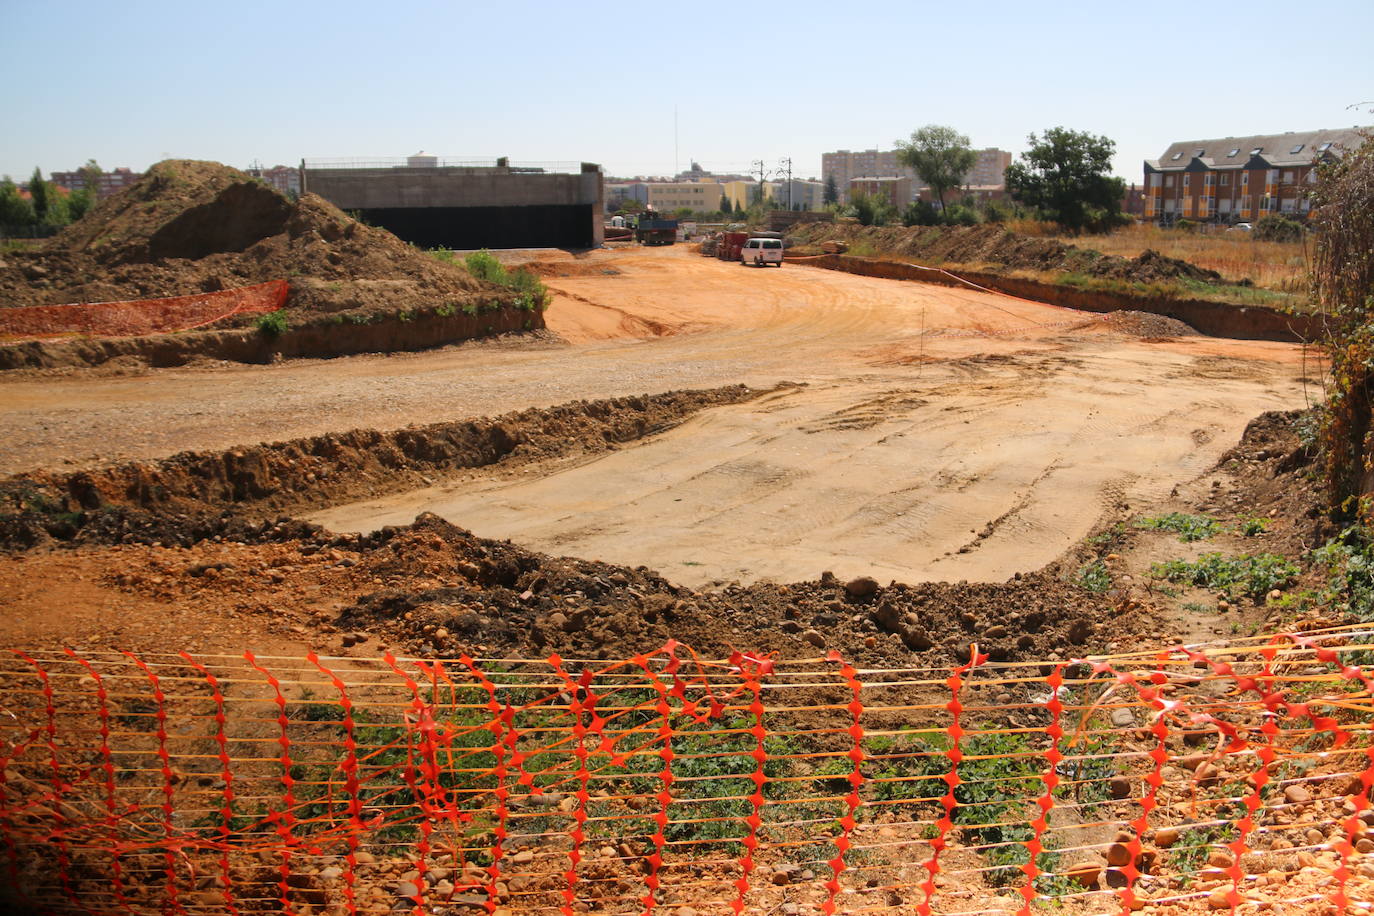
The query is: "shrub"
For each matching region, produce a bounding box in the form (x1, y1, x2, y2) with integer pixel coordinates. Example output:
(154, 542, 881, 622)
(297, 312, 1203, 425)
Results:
(943, 203, 980, 226)
(902, 201, 940, 227)
(1253, 214, 1304, 243)
(256, 309, 288, 338)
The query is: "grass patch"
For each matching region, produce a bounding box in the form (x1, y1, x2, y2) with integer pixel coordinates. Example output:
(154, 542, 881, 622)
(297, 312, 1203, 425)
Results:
(462, 249, 551, 311)
(1051, 270, 1303, 311)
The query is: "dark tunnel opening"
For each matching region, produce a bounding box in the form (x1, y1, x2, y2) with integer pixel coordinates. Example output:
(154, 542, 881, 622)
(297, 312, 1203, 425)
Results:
(355, 204, 595, 249)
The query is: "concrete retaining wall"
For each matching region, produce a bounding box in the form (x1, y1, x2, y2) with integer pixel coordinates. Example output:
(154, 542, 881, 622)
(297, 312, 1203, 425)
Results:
(304, 163, 604, 249)
(808, 255, 1328, 343)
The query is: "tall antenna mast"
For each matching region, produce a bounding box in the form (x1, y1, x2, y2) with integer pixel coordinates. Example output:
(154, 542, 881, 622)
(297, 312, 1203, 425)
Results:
(674, 106, 679, 178)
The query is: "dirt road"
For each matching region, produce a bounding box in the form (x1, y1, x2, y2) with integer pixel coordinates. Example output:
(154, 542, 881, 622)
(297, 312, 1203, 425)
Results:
(2, 246, 1315, 586)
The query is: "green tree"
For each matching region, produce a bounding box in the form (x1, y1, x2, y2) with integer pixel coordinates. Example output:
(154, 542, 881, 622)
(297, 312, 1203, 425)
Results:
(0, 177, 36, 226)
(28, 167, 49, 222)
(824, 175, 839, 205)
(895, 125, 977, 213)
(719, 193, 730, 214)
(77, 159, 103, 193)
(67, 187, 96, 221)
(1004, 127, 1128, 233)
(849, 190, 896, 227)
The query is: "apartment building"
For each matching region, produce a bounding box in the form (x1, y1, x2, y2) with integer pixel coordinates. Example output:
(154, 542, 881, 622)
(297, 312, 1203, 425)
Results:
(771, 179, 825, 211)
(823, 147, 1011, 204)
(247, 164, 302, 197)
(1143, 128, 1366, 224)
(722, 180, 770, 211)
(646, 181, 726, 213)
(848, 176, 913, 210)
(823, 150, 908, 203)
(967, 149, 1012, 188)
(48, 166, 142, 199)
(605, 182, 649, 210)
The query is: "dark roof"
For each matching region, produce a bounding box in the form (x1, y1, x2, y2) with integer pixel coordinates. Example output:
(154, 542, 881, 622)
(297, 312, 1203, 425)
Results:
(1145, 127, 1367, 172)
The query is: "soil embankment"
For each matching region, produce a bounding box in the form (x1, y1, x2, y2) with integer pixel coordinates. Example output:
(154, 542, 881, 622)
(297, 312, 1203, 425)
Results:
(0, 385, 761, 549)
(0, 303, 538, 370)
(0, 160, 546, 369)
(806, 254, 1326, 342)
(787, 222, 1225, 284)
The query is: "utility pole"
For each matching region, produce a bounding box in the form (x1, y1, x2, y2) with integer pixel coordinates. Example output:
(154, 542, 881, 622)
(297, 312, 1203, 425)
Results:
(778, 157, 793, 210)
(752, 159, 771, 209)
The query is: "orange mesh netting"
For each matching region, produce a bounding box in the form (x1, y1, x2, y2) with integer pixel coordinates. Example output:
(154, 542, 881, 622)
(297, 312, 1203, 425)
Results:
(2, 629, 1373, 914)
(0, 280, 288, 342)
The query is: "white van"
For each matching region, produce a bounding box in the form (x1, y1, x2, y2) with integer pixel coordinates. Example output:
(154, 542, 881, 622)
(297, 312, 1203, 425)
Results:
(740, 237, 784, 267)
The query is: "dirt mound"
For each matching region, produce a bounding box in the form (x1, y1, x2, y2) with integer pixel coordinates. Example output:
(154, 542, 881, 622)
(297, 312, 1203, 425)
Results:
(336, 513, 1143, 667)
(0, 386, 762, 550)
(789, 223, 1224, 285)
(0, 160, 508, 324)
(1101, 310, 1200, 338)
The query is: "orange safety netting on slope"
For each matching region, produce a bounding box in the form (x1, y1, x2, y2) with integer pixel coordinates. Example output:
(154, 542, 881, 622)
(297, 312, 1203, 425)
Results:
(0, 280, 288, 342)
(1, 629, 1373, 915)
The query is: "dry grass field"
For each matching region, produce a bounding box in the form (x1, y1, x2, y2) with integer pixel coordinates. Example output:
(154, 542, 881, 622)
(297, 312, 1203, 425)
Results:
(1020, 221, 1309, 292)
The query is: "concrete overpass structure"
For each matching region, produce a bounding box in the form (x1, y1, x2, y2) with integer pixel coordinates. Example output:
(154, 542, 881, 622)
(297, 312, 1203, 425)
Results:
(301, 157, 604, 249)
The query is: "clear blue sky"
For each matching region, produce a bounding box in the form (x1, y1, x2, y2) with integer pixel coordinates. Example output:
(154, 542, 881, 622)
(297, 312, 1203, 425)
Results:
(5, 0, 1371, 184)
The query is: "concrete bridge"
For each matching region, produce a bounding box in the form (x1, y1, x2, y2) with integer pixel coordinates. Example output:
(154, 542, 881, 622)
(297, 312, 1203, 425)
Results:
(301, 158, 604, 250)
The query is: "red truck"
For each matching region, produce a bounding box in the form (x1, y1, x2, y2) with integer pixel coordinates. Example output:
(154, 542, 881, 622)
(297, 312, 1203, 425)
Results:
(716, 231, 750, 262)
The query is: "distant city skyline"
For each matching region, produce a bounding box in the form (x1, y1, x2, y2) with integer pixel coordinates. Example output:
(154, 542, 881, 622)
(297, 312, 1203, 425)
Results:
(4, 0, 1371, 187)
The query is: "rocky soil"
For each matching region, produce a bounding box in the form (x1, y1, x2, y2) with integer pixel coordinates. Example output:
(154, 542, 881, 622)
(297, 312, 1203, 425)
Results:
(0, 385, 763, 550)
(0, 160, 514, 322)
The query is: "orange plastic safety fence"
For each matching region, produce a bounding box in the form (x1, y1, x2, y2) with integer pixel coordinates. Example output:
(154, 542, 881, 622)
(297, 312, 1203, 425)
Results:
(0, 280, 288, 342)
(2, 630, 1374, 915)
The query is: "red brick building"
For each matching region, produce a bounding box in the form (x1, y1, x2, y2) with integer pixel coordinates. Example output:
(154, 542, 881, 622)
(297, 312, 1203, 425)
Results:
(48, 166, 142, 200)
(1143, 128, 1366, 224)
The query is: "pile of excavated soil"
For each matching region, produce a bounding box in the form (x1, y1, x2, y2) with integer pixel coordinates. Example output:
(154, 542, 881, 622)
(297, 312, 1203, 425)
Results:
(788, 223, 1223, 285)
(337, 513, 1143, 666)
(0, 160, 509, 322)
(0, 385, 763, 550)
(1101, 310, 1200, 338)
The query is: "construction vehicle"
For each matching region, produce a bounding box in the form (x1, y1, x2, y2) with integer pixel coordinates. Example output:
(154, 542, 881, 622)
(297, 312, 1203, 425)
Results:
(633, 210, 678, 246)
(716, 231, 750, 262)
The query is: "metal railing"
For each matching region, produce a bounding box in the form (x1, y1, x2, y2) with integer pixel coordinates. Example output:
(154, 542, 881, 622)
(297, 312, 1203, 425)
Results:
(301, 158, 589, 174)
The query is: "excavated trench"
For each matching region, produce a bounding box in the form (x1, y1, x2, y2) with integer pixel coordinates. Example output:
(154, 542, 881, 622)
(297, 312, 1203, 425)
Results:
(0, 385, 762, 550)
(0, 380, 1153, 667)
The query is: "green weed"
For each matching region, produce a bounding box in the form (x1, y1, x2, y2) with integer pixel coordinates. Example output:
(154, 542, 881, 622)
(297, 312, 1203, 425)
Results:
(1166, 823, 1239, 887)
(462, 249, 551, 311)
(1077, 559, 1112, 593)
(1087, 521, 1129, 549)
(256, 309, 289, 338)
(1136, 512, 1223, 542)
(1150, 552, 1298, 600)
(1311, 529, 1374, 621)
